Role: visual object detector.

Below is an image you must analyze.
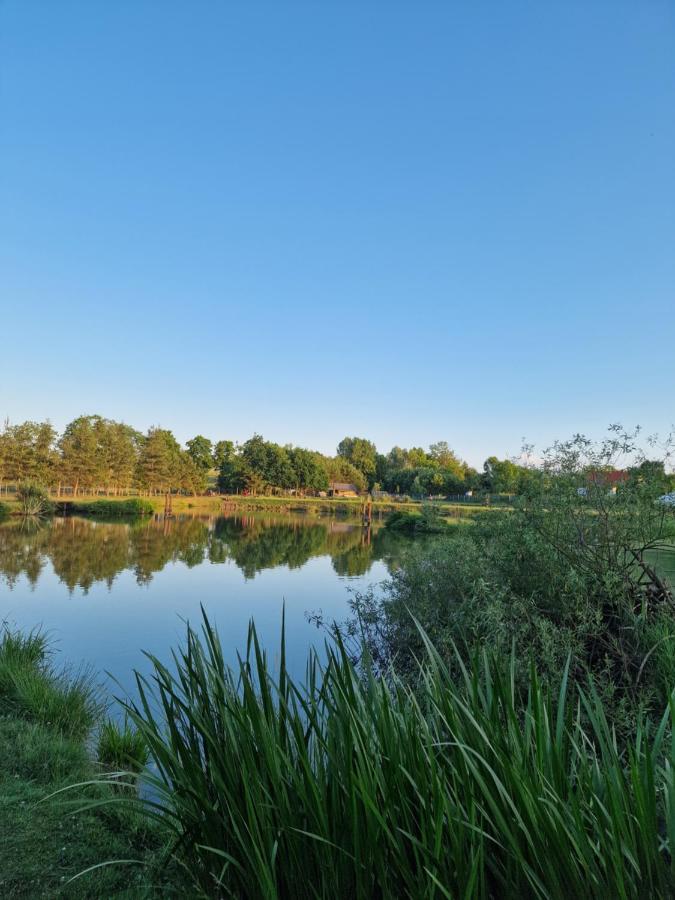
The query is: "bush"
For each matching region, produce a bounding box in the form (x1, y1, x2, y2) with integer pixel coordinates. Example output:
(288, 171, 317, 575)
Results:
(0, 500, 9, 519)
(16, 481, 54, 516)
(350, 491, 675, 736)
(385, 504, 449, 534)
(70, 498, 154, 517)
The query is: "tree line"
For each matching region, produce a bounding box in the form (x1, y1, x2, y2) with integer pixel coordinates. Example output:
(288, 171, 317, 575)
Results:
(3, 415, 670, 499)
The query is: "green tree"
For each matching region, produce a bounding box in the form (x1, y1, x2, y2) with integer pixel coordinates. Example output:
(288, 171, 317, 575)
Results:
(0, 421, 58, 491)
(482, 456, 522, 493)
(136, 428, 182, 494)
(289, 448, 329, 495)
(216, 442, 245, 493)
(213, 440, 235, 471)
(324, 457, 367, 492)
(337, 437, 378, 486)
(59, 416, 105, 495)
(186, 436, 214, 474)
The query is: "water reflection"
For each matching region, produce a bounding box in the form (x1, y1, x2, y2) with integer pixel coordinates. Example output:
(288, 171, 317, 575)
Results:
(0, 513, 415, 593)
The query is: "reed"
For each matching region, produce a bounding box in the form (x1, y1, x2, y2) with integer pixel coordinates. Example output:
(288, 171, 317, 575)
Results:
(115, 611, 675, 899)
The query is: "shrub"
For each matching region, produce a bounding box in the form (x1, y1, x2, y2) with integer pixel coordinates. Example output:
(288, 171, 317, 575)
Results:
(350, 502, 675, 736)
(118, 611, 675, 899)
(16, 481, 54, 516)
(385, 504, 449, 534)
(0, 500, 9, 519)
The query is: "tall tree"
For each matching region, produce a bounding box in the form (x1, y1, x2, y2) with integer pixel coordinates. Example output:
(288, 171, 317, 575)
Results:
(336, 437, 378, 485)
(186, 435, 214, 474)
(136, 428, 182, 494)
(59, 416, 104, 495)
(213, 440, 235, 471)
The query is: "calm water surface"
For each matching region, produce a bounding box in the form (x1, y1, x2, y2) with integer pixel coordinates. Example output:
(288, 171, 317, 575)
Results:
(0, 512, 417, 701)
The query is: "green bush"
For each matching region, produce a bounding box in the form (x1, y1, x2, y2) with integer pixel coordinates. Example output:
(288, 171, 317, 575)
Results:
(385, 504, 449, 534)
(0, 500, 9, 519)
(16, 481, 54, 516)
(70, 498, 154, 517)
(118, 611, 675, 899)
(350, 493, 675, 738)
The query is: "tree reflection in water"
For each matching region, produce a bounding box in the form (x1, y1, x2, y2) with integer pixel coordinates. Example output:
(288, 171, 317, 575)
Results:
(0, 513, 418, 594)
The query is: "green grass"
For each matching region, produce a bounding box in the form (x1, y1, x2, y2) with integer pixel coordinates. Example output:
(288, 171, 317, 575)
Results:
(0, 629, 177, 897)
(67, 498, 154, 517)
(117, 610, 675, 899)
(97, 718, 149, 773)
(0, 627, 103, 739)
(0, 717, 171, 898)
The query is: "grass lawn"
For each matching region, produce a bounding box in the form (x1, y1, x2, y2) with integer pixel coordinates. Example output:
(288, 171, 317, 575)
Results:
(0, 718, 174, 899)
(0, 628, 177, 898)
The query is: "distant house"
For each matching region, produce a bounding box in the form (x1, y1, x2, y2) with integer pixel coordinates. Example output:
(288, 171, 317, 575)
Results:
(587, 469, 628, 494)
(328, 482, 360, 498)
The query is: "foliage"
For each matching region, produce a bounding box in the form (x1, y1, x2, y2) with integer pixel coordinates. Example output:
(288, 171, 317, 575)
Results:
(0, 501, 8, 520)
(385, 504, 449, 534)
(2, 415, 673, 504)
(70, 498, 154, 517)
(481, 455, 525, 492)
(114, 610, 675, 899)
(337, 435, 378, 484)
(347, 430, 675, 734)
(16, 480, 54, 516)
(0, 419, 58, 489)
(186, 434, 214, 472)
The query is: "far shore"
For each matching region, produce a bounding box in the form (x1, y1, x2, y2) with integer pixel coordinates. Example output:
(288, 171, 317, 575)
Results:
(0, 491, 502, 518)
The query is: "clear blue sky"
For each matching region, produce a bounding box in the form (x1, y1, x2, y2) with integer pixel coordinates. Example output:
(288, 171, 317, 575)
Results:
(1, 2, 673, 467)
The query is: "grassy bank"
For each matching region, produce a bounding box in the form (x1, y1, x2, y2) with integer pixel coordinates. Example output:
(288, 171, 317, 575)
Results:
(61, 498, 154, 517)
(0, 492, 500, 521)
(0, 628, 173, 898)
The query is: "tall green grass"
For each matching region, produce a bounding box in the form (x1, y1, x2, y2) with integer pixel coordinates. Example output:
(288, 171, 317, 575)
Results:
(69, 498, 154, 517)
(0, 626, 102, 739)
(97, 717, 149, 773)
(117, 612, 675, 899)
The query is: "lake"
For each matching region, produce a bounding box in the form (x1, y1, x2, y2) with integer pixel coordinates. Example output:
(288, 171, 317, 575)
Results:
(0, 512, 419, 703)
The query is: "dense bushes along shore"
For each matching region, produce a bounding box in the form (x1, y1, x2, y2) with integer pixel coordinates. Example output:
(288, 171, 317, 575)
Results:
(4, 611, 675, 898)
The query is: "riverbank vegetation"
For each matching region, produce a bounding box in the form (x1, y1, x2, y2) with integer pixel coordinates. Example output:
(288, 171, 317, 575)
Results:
(343, 430, 675, 738)
(0, 627, 172, 896)
(65, 498, 154, 517)
(78, 612, 675, 898)
(3, 426, 675, 895)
